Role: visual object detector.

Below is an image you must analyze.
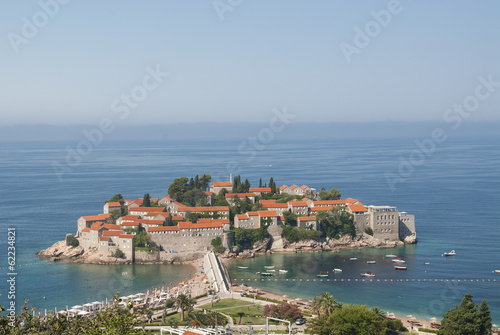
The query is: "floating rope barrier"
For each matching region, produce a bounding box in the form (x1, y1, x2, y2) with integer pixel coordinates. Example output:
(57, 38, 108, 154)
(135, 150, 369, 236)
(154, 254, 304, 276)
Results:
(232, 278, 499, 282)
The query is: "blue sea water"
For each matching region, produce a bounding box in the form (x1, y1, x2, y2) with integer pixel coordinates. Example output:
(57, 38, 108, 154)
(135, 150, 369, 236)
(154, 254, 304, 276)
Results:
(0, 136, 498, 322)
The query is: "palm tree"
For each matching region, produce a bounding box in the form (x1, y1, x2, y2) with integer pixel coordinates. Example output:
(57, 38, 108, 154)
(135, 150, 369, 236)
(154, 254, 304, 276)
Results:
(237, 312, 245, 325)
(311, 296, 323, 317)
(189, 311, 205, 327)
(145, 309, 153, 324)
(320, 292, 339, 317)
(175, 294, 195, 322)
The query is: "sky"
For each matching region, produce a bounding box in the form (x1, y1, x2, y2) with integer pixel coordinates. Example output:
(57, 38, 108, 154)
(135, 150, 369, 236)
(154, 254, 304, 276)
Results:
(1, 1, 499, 127)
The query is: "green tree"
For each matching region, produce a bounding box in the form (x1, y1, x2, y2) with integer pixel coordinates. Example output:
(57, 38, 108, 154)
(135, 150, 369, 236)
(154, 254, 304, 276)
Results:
(134, 231, 150, 248)
(237, 312, 245, 325)
(105, 194, 125, 205)
(66, 234, 79, 247)
(439, 294, 491, 335)
(142, 193, 151, 207)
(174, 294, 195, 322)
(282, 211, 297, 226)
(112, 249, 125, 258)
(365, 227, 374, 236)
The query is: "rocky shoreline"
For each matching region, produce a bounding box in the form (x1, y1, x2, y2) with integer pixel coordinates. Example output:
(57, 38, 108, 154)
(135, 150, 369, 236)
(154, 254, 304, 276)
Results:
(38, 231, 417, 264)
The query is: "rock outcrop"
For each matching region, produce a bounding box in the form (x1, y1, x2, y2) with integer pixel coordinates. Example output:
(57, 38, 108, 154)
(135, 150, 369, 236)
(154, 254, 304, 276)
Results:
(37, 240, 84, 260)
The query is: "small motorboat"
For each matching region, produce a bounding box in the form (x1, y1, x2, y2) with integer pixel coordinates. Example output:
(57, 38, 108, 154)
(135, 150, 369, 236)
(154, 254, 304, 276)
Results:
(424, 262, 430, 265)
(317, 272, 329, 278)
(361, 272, 375, 277)
(267, 269, 276, 272)
(261, 272, 274, 276)
(394, 266, 407, 270)
(238, 266, 249, 269)
(392, 259, 406, 263)
(367, 261, 376, 264)
(350, 257, 358, 261)
(443, 250, 456, 256)
(333, 269, 342, 273)
(386, 254, 397, 258)
(494, 270, 500, 273)
(264, 265, 275, 269)
(279, 270, 288, 273)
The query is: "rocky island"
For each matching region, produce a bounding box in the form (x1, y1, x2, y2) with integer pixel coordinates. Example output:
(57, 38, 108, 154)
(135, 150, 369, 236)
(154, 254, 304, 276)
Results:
(38, 174, 417, 264)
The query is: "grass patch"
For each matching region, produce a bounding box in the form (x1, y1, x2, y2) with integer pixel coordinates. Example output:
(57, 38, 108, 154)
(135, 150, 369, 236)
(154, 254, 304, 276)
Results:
(199, 298, 253, 310)
(418, 328, 439, 334)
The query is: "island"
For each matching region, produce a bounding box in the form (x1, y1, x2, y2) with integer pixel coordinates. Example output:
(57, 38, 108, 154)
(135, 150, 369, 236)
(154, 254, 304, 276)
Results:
(38, 174, 417, 263)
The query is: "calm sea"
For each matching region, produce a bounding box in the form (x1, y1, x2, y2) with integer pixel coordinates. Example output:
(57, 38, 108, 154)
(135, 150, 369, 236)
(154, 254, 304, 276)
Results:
(0, 136, 498, 322)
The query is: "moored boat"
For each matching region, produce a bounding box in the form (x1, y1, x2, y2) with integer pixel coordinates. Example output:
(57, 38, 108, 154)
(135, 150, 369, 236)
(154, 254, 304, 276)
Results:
(317, 272, 329, 278)
(279, 270, 288, 273)
(261, 272, 274, 276)
(361, 272, 375, 277)
(238, 266, 249, 269)
(443, 250, 456, 256)
(495, 270, 500, 273)
(333, 269, 342, 273)
(395, 266, 407, 270)
(367, 261, 376, 264)
(392, 259, 406, 263)
(264, 265, 275, 269)
(267, 269, 276, 272)
(350, 257, 358, 261)
(386, 254, 397, 258)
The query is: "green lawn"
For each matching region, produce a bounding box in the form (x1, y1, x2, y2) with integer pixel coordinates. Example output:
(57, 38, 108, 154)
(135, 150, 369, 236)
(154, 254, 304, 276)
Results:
(199, 298, 253, 310)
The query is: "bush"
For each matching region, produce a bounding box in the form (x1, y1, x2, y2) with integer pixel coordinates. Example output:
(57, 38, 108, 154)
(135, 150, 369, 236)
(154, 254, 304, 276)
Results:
(112, 249, 125, 258)
(231, 226, 269, 249)
(365, 227, 374, 236)
(282, 226, 321, 242)
(213, 245, 226, 254)
(66, 234, 79, 248)
(418, 328, 438, 334)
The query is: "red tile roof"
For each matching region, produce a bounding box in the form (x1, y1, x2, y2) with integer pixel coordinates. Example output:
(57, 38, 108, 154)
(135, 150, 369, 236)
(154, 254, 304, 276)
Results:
(82, 228, 91, 232)
(258, 210, 278, 218)
(203, 191, 213, 196)
(236, 214, 248, 220)
(345, 198, 358, 204)
(102, 224, 122, 230)
(225, 193, 255, 198)
(298, 216, 317, 221)
(149, 226, 179, 232)
(249, 187, 272, 192)
(154, 212, 171, 218)
(82, 213, 111, 221)
(279, 185, 287, 190)
(248, 211, 259, 216)
(120, 215, 140, 220)
(121, 222, 139, 227)
(259, 200, 277, 205)
(290, 201, 308, 207)
(300, 185, 308, 189)
(171, 216, 184, 221)
(119, 234, 134, 239)
(348, 204, 367, 212)
(178, 222, 223, 229)
(99, 236, 109, 241)
(212, 182, 232, 187)
(197, 218, 229, 224)
(178, 206, 229, 212)
(107, 202, 122, 207)
(90, 226, 105, 231)
(266, 203, 288, 208)
(310, 206, 333, 212)
(129, 207, 165, 212)
(289, 185, 298, 189)
(137, 219, 164, 226)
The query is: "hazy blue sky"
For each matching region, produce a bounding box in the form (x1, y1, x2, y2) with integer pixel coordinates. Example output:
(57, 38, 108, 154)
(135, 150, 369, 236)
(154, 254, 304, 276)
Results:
(1, 1, 499, 126)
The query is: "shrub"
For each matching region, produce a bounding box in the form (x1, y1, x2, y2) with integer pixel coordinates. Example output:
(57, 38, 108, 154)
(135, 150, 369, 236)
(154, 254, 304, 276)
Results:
(112, 249, 125, 258)
(418, 328, 438, 334)
(213, 245, 226, 254)
(66, 234, 79, 248)
(365, 227, 374, 236)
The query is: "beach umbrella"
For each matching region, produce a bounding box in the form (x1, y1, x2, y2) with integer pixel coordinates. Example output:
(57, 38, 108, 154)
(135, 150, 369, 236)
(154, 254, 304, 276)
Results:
(91, 301, 102, 305)
(78, 310, 89, 315)
(430, 317, 438, 322)
(71, 305, 83, 310)
(493, 324, 498, 328)
(406, 315, 414, 318)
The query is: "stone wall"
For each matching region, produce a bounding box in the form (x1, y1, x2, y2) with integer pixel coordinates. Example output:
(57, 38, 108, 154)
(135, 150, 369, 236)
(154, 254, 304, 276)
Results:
(149, 229, 224, 253)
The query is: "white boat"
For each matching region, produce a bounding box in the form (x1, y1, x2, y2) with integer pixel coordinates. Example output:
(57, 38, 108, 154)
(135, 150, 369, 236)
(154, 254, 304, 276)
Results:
(386, 254, 397, 258)
(279, 270, 288, 273)
(238, 266, 249, 269)
(443, 250, 456, 256)
(264, 265, 275, 269)
(392, 259, 406, 263)
(394, 266, 407, 270)
(261, 272, 274, 276)
(367, 261, 376, 264)
(333, 269, 342, 273)
(350, 258, 358, 261)
(267, 269, 276, 272)
(494, 270, 500, 273)
(361, 272, 375, 277)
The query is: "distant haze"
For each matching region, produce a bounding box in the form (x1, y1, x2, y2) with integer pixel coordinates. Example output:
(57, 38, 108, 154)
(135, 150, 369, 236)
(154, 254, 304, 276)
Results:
(0, 1, 499, 127)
